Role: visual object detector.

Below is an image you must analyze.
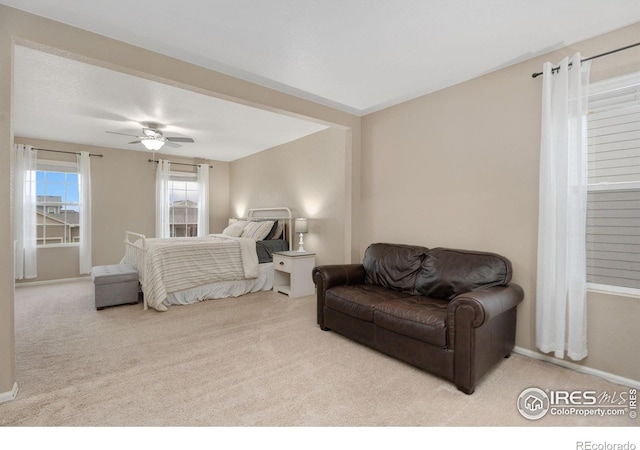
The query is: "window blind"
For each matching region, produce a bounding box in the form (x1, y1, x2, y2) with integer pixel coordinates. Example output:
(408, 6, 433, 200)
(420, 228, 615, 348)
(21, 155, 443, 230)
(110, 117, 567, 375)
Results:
(586, 71, 640, 289)
(587, 189, 640, 288)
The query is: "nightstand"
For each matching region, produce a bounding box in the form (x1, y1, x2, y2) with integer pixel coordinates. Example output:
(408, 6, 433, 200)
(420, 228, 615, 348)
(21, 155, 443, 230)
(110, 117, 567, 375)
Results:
(272, 251, 316, 298)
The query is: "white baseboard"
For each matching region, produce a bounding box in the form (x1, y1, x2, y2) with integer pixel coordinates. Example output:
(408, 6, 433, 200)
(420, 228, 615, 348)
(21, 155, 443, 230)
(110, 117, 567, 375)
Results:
(0, 382, 19, 404)
(15, 276, 91, 287)
(514, 346, 640, 390)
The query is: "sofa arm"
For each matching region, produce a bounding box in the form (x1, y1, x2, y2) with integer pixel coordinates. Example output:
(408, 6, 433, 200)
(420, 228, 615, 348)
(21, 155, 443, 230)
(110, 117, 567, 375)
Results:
(312, 264, 366, 329)
(447, 284, 524, 329)
(312, 264, 366, 291)
(447, 284, 524, 394)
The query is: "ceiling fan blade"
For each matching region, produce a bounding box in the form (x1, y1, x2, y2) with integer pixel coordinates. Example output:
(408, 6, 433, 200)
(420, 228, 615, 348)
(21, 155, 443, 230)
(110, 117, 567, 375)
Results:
(106, 131, 141, 138)
(163, 140, 182, 148)
(166, 137, 194, 143)
(129, 140, 142, 144)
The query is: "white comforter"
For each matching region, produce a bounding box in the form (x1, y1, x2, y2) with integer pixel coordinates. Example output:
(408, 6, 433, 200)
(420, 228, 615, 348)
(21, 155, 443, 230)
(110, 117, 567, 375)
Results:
(142, 235, 258, 311)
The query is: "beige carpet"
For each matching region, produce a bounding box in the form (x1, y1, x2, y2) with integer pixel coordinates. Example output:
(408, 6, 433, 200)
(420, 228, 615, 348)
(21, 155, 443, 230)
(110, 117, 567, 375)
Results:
(1, 279, 636, 428)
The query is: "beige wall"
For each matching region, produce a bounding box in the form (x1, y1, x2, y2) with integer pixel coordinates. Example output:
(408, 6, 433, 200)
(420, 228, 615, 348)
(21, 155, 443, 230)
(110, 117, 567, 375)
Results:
(360, 22, 640, 381)
(230, 127, 347, 266)
(0, 5, 360, 398)
(13, 137, 230, 282)
(0, 10, 15, 397)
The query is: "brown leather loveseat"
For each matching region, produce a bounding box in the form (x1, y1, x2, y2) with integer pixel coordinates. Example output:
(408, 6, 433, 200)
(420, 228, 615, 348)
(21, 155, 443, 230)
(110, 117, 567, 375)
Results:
(312, 243, 524, 394)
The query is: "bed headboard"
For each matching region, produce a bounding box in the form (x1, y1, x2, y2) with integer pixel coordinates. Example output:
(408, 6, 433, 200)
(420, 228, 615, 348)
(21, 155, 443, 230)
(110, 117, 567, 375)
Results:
(247, 207, 294, 250)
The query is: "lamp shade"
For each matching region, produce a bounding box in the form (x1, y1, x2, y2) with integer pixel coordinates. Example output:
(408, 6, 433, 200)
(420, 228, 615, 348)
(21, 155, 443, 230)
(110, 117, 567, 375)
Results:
(294, 218, 308, 234)
(142, 138, 164, 151)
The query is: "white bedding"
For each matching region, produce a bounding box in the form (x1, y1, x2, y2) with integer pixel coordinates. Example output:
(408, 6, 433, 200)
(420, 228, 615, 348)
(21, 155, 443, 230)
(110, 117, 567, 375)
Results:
(165, 262, 273, 305)
(142, 234, 259, 312)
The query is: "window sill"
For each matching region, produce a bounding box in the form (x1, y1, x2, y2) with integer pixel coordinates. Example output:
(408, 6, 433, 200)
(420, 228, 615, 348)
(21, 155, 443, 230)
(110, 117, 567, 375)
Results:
(587, 283, 640, 299)
(37, 243, 80, 249)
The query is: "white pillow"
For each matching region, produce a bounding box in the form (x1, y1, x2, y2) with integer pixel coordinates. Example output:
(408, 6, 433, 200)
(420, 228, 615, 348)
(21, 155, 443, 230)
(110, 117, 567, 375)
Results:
(222, 220, 248, 237)
(241, 220, 274, 240)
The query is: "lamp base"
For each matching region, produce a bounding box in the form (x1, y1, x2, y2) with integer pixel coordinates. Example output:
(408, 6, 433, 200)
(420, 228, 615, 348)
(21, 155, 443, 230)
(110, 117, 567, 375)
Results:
(297, 233, 306, 252)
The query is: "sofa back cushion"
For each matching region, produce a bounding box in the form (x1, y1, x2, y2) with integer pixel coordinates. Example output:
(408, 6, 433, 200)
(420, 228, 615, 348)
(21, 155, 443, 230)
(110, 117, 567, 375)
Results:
(363, 243, 429, 293)
(415, 248, 513, 300)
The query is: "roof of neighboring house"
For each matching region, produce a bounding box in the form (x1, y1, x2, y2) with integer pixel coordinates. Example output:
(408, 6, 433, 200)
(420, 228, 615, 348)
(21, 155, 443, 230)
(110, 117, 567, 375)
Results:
(171, 200, 197, 207)
(170, 200, 198, 224)
(37, 195, 62, 202)
(36, 196, 79, 225)
(36, 210, 79, 225)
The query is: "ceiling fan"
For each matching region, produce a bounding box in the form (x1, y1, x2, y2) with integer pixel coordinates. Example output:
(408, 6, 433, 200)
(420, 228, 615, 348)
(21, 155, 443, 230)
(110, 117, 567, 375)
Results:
(106, 122, 194, 151)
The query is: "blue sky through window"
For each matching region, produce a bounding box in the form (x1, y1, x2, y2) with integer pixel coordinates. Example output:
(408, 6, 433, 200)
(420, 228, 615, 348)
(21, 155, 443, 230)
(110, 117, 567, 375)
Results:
(36, 170, 79, 210)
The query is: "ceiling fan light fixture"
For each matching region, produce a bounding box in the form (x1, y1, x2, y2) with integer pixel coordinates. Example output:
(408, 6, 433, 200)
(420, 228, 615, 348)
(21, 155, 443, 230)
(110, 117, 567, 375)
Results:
(142, 138, 164, 151)
(106, 122, 192, 150)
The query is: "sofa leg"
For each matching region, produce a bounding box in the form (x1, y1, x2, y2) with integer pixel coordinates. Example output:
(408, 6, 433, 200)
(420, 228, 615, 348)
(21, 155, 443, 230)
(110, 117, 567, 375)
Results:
(320, 326, 331, 331)
(456, 384, 475, 395)
(504, 352, 512, 359)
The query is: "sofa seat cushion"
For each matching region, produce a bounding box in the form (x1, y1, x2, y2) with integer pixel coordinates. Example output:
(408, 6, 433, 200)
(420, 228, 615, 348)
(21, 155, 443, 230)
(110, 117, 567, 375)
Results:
(325, 284, 411, 322)
(374, 296, 449, 347)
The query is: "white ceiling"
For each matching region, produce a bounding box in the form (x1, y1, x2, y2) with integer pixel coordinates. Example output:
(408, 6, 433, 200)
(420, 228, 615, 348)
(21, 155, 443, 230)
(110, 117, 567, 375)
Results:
(5, 1, 640, 160)
(13, 45, 329, 161)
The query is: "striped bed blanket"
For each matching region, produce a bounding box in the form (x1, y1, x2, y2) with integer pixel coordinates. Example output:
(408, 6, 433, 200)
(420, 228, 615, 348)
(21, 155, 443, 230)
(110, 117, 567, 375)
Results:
(142, 235, 259, 312)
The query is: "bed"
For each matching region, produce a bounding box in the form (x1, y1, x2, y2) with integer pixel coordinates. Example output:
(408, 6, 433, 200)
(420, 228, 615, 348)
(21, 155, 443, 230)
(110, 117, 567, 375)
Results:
(122, 207, 293, 311)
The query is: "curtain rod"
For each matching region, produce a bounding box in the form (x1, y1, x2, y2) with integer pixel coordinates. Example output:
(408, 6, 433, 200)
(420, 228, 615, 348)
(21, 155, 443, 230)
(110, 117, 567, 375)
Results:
(31, 147, 104, 158)
(531, 41, 640, 78)
(148, 159, 212, 168)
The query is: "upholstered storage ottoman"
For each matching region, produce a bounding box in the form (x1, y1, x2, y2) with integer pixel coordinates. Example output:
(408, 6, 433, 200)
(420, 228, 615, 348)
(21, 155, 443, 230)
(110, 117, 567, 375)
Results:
(91, 264, 139, 310)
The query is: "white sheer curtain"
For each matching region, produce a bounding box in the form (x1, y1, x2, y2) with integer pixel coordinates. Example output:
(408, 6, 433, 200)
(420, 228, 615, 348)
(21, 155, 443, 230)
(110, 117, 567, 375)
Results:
(13, 144, 38, 279)
(155, 159, 171, 238)
(536, 53, 591, 361)
(196, 164, 210, 237)
(77, 152, 92, 274)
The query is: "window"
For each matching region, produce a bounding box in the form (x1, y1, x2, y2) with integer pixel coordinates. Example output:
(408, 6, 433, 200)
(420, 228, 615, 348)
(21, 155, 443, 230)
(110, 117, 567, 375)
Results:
(35, 161, 81, 245)
(586, 71, 640, 293)
(169, 173, 199, 237)
(156, 160, 208, 239)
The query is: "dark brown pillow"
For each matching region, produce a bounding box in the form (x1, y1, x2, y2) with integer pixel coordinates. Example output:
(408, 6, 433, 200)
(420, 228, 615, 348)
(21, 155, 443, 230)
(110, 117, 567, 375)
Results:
(363, 243, 429, 293)
(415, 248, 512, 300)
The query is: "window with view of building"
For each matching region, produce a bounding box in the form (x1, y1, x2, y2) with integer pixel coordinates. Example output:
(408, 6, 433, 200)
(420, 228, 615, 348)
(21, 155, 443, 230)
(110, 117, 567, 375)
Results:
(169, 174, 199, 237)
(155, 160, 208, 239)
(36, 161, 80, 245)
(586, 70, 640, 293)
